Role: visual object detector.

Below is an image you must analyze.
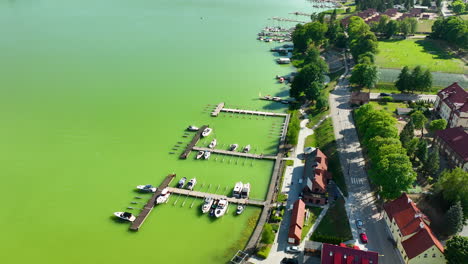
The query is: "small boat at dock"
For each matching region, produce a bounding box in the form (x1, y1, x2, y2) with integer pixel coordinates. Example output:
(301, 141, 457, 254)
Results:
(114, 212, 136, 222)
(204, 151, 211, 160)
(236, 205, 245, 215)
(196, 150, 205, 159)
(243, 145, 251, 153)
(201, 197, 214, 214)
(136, 184, 157, 192)
(177, 177, 187, 188)
(202, 127, 212, 137)
(210, 199, 219, 217)
(241, 183, 251, 199)
(229, 144, 238, 151)
(155, 188, 170, 204)
(276, 58, 291, 64)
(208, 139, 217, 149)
(233, 181, 243, 198)
(187, 125, 199, 131)
(214, 199, 229, 218)
(186, 178, 197, 190)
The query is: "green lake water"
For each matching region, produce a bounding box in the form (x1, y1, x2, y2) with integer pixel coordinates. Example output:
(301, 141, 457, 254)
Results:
(0, 0, 330, 263)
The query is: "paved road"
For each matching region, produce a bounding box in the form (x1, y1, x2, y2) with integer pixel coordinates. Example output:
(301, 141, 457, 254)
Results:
(369, 93, 437, 102)
(329, 54, 403, 264)
(441, 1, 454, 18)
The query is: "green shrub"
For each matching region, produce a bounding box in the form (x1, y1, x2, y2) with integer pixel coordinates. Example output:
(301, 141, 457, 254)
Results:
(310, 233, 347, 244)
(285, 160, 294, 166)
(256, 244, 272, 259)
(261, 224, 275, 244)
(271, 223, 280, 233)
(277, 193, 287, 203)
(380, 96, 393, 102)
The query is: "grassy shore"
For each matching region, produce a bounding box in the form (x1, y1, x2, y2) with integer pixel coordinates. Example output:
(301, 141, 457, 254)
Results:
(362, 82, 441, 95)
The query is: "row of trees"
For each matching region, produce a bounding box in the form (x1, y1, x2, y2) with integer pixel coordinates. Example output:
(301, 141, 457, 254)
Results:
(395, 66, 433, 93)
(369, 16, 418, 38)
(355, 104, 416, 199)
(431, 16, 468, 49)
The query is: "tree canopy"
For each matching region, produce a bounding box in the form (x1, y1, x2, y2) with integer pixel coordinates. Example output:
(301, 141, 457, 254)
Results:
(445, 236, 468, 264)
(431, 16, 468, 48)
(436, 167, 468, 218)
(444, 201, 464, 236)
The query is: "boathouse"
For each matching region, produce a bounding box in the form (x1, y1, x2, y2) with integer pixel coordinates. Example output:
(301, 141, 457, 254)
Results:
(288, 199, 305, 245)
(302, 148, 332, 205)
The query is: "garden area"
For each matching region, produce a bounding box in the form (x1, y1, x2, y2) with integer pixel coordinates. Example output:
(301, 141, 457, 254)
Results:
(310, 198, 353, 243)
(301, 207, 324, 240)
(369, 101, 408, 116)
(362, 82, 442, 95)
(375, 39, 466, 74)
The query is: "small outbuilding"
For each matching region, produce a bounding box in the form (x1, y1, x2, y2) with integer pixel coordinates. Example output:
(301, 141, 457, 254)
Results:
(350, 92, 370, 106)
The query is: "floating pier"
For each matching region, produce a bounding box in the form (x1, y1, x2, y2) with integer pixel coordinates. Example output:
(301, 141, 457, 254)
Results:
(221, 108, 288, 117)
(129, 174, 176, 231)
(192, 147, 277, 160)
(179, 125, 209, 159)
(166, 187, 266, 207)
(211, 102, 225, 117)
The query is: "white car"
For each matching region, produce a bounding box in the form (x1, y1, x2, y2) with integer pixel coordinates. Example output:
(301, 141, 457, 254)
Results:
(286, 246, 301, 253)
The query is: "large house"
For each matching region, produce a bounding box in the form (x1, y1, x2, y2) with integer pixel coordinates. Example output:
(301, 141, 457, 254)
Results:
(435, 127, 468, 171)
(302, 148, 332, 205)
(288, 199, 305, 245)
(321, 243, 379, 264)
(434, 82, 468, 129)
(383, 193, 445, 264)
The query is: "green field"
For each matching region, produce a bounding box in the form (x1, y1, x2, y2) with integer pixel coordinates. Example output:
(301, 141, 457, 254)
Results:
(416, 20, 434, 33)
(376, 39, 466, 74)
(310, 198, 353, 242)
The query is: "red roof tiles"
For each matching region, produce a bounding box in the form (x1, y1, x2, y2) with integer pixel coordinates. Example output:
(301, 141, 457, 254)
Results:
(437, 82, 468, 115)
(321, 243, 379, 264)
(402, 226, 444, 259)
(436, 127, 468, 161)
(288, 199, 305, 244)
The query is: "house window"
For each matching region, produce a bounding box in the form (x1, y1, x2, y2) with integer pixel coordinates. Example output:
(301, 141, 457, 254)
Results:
(424, 254, 427, 258)
(432, 254, 436, 258)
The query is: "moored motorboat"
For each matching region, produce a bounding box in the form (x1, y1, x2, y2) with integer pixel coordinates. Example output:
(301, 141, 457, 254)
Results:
(114, 212, 136, 222)
(204, 151, 211, 160)
(177, 177, 187, 188)
(202, 127, 212, 137)
(201, 197, 214, 214)
(241, 183, 251, 199)
(243, 145, 251, 153)
(236, 205, 245, 215)
(136, 184, 157, 192)
(210, 199, 219, 217)
(186, 178, 197, 190)
(214, 199, 229, 218)
(155, 188, 170, 204)
(229, 144, 238, 151)
(187, 125, 199, 131)
(208, 139, 217, 149)
(196, 151, 205, 159)
(232, 181, 243, 198)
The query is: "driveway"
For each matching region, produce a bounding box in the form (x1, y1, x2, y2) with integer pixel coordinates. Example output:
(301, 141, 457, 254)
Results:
(441, 1, 454, 18)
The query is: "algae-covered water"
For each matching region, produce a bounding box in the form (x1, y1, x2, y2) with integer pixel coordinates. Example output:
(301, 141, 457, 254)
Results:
(0, 0, 329, 263)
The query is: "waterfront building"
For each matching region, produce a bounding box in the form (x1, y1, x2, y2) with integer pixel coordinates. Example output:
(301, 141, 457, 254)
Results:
(434, 82, 468, 129)
(302, 149, 332, 205)
(434, 127, 468, 171)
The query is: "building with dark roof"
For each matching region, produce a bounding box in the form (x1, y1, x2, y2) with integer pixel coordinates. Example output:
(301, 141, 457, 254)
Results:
(302, 148, 332, 205)
(288, 199, 305, 245)
(350, 92, 370, 106)
(435, 127, 468, 171)
(321, 243, 379, 264)
(434, 82, 468, 129)
(383, 193, 445, 264)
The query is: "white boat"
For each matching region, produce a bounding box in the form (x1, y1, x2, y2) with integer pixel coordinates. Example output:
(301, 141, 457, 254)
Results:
(201, 197, 214, 214)
(276, 58, 291, 64)
(236, 205, 245, 215)
(136, 184, 157, 192)
(214, 199, 229, 218)
(156, 188, 170, 204)
(241, 183, 251, 199)
(202, 127, 212, 137)
(114, 212, 136, 222)
(186, 178, 197, 190)
(204, 151, 211, 160)
(243, 145, 251, 153)
(196, 151, 204, 159)
(229, 144, 238, 151)
(208, 139, 217, 149)
(187, 125, 199, 131)
(177, 177, 187, 188)
(233, 181, 243, 198)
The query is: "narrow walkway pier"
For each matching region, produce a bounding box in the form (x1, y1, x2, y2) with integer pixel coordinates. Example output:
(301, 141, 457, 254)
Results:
(129, 174, 176, 231)
(166, 187, 266, 207)
(211, 102, 225, 117)
(192, 147, 277, 160)
(221, 108, 288, 117)
(179, 125, 208, 159)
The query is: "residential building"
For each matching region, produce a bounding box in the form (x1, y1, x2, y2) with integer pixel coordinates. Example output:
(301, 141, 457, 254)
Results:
(350, 92, 370, 106)
(302, 148, 332, 205)
(321, 243, 379, 264)
(435, 127, 468, 171)
(434, 82, 468, 129)
(288, 199, 305, 245)
(383, 193, 445, 264)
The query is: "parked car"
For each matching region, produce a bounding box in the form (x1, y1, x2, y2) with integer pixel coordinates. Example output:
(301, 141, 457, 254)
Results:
(360, 233, 368, 243)
(356, 219, 363, 229)
(286, 246, 301, 253)
(380, 92, 391, 96)
(281, 257, 299, 264)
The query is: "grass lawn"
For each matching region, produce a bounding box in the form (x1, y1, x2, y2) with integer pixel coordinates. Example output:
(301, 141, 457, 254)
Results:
(362, 82, 441, 95)
(375, 39, 466, 74)
(301, 207, 323, 240)
(369, 101, 408, 116)
(416, 20, 434, 33)
(305, 118, 348, 196)
(311, 198, 353, 242)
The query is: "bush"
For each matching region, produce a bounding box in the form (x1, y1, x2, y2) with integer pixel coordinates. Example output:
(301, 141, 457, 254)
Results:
(285, 160, 294, 166)
(277, 193, 287, 203)
(256, 244, 272, 259)
(380, 96, 393, 102)
(261, 224, 275, 244)
(310, 233, 347, 244)
(271, 223, 280, 233)
(287, 110, 301, 145)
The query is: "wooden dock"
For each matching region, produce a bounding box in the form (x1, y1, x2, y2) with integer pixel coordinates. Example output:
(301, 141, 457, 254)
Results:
(179, 125, 208, 159)
(221, 108, 288, 117)
(166, 187, 266, 207)
(129, 174, 176, 231)
(211, 102, 225, 117)
(192, 147, 277, 160)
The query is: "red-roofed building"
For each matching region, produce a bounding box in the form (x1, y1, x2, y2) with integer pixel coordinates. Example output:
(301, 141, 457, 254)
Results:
(288, 199, 305, 245)
(321, 243, 379, 264)
(383, 193, 445, 264)
(434, 82, 468, 129)
(435, 127, 468, 171)
(302, 148, 332, 205)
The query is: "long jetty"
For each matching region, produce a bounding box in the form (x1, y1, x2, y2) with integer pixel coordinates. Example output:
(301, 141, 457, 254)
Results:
(129, 174, 176, 231)
(180, 125, 208, 159)
(211, 102, 288, 118)
(166, 187, 266, 207)
(192, 147, 277, 160)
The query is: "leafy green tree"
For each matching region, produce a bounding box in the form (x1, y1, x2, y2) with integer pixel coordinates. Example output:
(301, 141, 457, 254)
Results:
(420, 69, 433, 92)
(436, 167, 468, 218)
(411, 111, 427, 137)
(395, 66, 412, 93)
(400, 120, 415, 147)
(348, 16, 370, 40)
(350, 63, 379, 89)
(422, 147, 440, 178)
(422, 0, 431, 7)
(316, 93, 329, 110)
(261, 223, 275, 244)
(431, 16, 468, 48)
(435, 0, 442, 8)
(368, 136, 404, 161)
(385, 20, 399, 38)
(377, 15, 390, 34)
(305, 81, 323, 101)
(406, 17, 418, 34)
(400, 19, 411, 37)
(290, 63, 326, 100)
(445, 236, 468, 264)
(406, 137, 420, 160)
(452, 0, 466, 14)
(429, 119, 447, 134)
(416, 139, 428, 163)
(350, 32, 378, 61)
(357, 52, 375, 64)
(330, 9, 337, 22)
(410, 66, 423, 93)
(445, 201, 464, 236)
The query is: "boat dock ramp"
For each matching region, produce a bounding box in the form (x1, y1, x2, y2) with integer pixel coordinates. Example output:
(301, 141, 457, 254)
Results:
(192, 146, 277, 160)
(129, 174, 176, 231)
(167, 187, 266, 207)
(179, 125, 208, 159)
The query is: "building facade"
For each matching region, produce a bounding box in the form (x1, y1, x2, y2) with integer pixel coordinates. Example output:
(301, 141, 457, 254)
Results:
(434, 127, 468, 171)
(434, 82, 468, 129)
(302, 148, 332, 205)
(288, 199, 305, 245)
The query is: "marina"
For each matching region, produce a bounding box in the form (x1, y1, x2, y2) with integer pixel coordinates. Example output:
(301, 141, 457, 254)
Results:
(211, 102, 288, 117)
(192, 146, 277, 160)
(179, 125, 209, 159)
(166, 187, 266, 207)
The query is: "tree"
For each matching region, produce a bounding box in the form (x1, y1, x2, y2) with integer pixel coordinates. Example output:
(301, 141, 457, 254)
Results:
(330, 9, 337, 22)
(445, 201, 464, 236)
(290, 63, 326, 100)
(410, 66, 423, 93)
(400, 120, 415, 147)
(422, 0, 431, 7)
(357, 52, 375, 64)
(399, 19, 411, 37)
(377, 15, 390, 34)
(416, 139, 428, 163)
(395, 66, 411, 93)
(411, 111, 427, 137)
(385, 20, 399, 38)
(445, 236, 468, 264)
(436, 167, 468, 218)
(420, 69, 432, 92)
(429, 119, 447, 134)
(350, 32, 378, 61)
(406, 137, 420, 160)
(431, 16, 468, 48)
(316, 93, 329, 110)
(305, 81, 323, 101)
(261, 223, 275, 244)
(350, 63, 379, 89)
(435, 0, 442, 8)
(422, 147, 440, 178)
(452, 0, 466, 14)
(406, 17, 418, 34)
